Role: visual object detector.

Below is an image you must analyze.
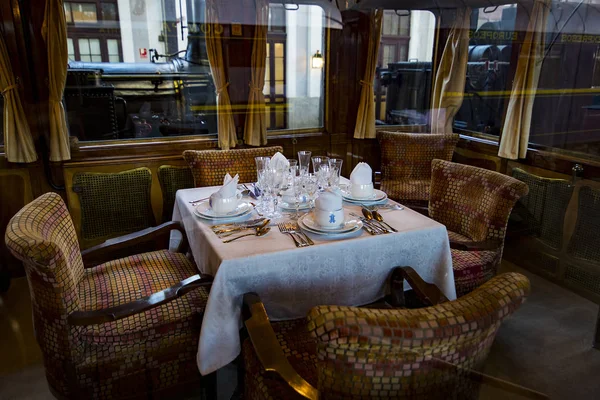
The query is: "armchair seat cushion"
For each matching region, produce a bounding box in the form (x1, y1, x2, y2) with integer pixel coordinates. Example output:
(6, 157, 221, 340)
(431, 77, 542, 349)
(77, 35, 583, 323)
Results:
(451, 249, 498, 297)
(243, 318, 317, 400)
(78, 250, 208, 343)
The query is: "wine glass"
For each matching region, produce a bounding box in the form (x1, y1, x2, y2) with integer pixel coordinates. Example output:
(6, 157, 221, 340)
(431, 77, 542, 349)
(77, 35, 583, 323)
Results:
(303, 174, 319, 209)
(311, 156, 330, 174)
(298, 151, 312, 176)
(255, 157, 271, 213)
(328, 158, 343, 189)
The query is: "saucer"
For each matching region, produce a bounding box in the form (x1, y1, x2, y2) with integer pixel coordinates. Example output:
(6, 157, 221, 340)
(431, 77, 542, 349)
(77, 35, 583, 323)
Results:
(194, 201, 253, 219)
(299, 212, 362, 234)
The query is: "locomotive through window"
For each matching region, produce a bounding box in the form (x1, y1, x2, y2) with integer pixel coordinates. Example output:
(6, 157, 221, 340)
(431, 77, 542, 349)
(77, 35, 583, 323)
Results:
(63, 0, 326, 143)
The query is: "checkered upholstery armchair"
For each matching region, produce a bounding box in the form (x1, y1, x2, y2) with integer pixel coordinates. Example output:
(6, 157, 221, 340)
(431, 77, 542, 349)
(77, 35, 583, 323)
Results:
(429, 160, 529, 297)
(242, 269, 531, 399)
(377, 132, 459, 205)
(183, 146, 284, 187)
(5, 193, 214, 399)
(158, 165, 195, 222)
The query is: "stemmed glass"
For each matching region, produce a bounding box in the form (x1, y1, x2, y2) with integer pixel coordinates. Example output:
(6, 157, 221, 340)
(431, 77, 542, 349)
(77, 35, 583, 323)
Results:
(311, 156, 330, 174)
(264, 166, 286, 219)
(328, 158, 343, 189)
(298, 151, 312, 176)
(303, 174, 319, 209)
(255, 157, 271, 213)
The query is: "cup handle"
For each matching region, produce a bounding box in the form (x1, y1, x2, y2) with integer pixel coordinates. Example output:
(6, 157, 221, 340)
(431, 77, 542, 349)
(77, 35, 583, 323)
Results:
(236, 192, 243, 201)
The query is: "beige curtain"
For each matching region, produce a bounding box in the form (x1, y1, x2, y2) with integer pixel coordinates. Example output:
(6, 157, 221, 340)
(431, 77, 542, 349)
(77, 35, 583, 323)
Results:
(206, 0, 237, 150)
(243, 0, 268, 146)
(429, 8, 471, 134)
(0, 34, 37, 163)
(43, 0, 70, 161)
(353, 10, 383, 139)
(499, 0, 549, 159)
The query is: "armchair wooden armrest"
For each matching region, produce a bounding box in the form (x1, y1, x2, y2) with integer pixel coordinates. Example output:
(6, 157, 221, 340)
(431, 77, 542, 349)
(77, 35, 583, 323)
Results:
(449, 238, 503, 251)
(389, 266, 449, 308)
(242, 293, 319, 400)
(68, 274, 213, 326)
(81, 221, 189, 268)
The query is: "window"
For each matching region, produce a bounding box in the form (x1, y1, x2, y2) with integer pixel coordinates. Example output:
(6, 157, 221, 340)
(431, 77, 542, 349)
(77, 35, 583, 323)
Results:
(375, 10, 436, 126)
(63, 0, 325, 143)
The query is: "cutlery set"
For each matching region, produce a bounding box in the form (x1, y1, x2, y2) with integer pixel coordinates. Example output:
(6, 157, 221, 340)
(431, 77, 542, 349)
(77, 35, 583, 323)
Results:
(349, 206, 397, 235)
(278, 222, 314, 247)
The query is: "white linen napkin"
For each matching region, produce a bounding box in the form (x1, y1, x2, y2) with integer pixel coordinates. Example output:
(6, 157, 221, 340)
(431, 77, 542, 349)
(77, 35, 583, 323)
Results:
(350, 162, 372, 185)
(212, 173, 239, 199)
(270, 152, 290, 170)
(315, 189, 343, 211)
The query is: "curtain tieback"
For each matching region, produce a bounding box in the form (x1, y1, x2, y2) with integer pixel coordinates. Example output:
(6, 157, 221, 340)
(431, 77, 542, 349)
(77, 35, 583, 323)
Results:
(359, 80, 373, 87)
(1, 83, 18, 96)
(249, 83, 263, 92)
(215, 82, 230, 96)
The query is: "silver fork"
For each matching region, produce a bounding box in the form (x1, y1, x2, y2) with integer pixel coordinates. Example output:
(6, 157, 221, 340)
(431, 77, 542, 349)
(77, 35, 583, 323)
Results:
(277, 223, 306, 248)
(287, 222, 314, 246)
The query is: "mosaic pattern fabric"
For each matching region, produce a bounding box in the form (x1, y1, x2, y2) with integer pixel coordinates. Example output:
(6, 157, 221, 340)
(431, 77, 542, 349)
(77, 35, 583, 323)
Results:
(157, 165, 194, 222)
(429, 160, 528, 296)
(511, 168, 573, 249)
(73, 168, 155, 241)
(567, 186, 600, 263)
(183, 146, 283, 187)
(377, 132, 459, 202)
(243, 273, 530, 399)
(5, 193, 208, 399)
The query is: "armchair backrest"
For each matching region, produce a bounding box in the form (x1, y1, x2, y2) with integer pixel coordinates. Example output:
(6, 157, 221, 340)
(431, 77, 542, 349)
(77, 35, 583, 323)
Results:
(307, 272, 530, 399)
(5, 193, 84, 394)
(429, 159, 529, 242)
(183, 146, 284, 187)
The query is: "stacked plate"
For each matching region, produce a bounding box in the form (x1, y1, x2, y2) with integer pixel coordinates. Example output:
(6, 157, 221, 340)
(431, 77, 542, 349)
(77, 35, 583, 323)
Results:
(339, 186, 388, 205)
(279, 201, 312, 212)
(193, 200, 253, 220)
(298, 211, 363, 238)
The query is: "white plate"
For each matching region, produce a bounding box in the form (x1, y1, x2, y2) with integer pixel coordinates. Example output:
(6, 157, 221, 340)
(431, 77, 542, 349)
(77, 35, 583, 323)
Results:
(341, 188, 388, 204)
(279, 201, 312, 211)
(299, 211, 362, 234)
(194, 201, 253, 219)
(298, 217, 363, 237)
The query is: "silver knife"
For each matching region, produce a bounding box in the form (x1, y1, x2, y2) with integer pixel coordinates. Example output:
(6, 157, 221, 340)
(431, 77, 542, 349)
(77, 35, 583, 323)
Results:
(211, 218, 266, 230)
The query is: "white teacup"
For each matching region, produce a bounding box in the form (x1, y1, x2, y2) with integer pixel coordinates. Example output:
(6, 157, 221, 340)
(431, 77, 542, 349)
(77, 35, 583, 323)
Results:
(209, 192, 242, 215)
(351, 182, 374, 199)
(314, 208, 344, 229)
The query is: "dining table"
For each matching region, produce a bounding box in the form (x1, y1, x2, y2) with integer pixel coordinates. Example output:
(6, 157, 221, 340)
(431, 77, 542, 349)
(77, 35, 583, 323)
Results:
(172, 179, 456, 375)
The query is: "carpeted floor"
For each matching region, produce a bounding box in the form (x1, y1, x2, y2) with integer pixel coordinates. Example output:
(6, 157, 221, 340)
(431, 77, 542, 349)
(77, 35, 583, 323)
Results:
(1, 261, 599, 399)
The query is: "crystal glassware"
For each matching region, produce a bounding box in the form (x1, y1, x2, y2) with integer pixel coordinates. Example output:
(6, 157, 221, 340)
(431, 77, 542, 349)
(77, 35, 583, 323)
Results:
(303, 174, 319, 209)
(255, 157, 271, 214)
(311, 156, 330, 174)
(328, 158, 343, 189)
(297, 151, 312, 176)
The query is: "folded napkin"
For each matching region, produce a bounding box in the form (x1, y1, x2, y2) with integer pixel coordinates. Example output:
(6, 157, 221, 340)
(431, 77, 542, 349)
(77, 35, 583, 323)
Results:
(315, 189, 343, 211)
(212, 173, 239, 199)
(270, 152, 290, 171)
(350, 162, 372, 185)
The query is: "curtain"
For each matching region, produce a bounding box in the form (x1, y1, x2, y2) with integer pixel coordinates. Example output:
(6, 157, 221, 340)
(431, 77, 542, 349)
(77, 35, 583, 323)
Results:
(243, 0, 268, 146)
(0, 33, 37, 163)
(499, 0, 549, 159)
(43, 0, 70, 161)
(353, 9, 383, 139)
(206, 0, 237, 150)
(429, 7, 471, 134)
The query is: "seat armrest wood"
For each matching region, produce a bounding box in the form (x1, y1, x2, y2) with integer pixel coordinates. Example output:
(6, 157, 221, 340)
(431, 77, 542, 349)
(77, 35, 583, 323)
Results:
(68, 274, 212, 326)
(389, 266, 448, 307)
(242, 293, 319, 400)
(449, 238, 503, 251)
(81, 221, 189, 268)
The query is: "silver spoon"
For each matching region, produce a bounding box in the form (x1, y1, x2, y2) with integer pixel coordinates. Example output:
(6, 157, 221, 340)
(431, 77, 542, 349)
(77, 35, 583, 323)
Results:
(218, 219, 270, 237)
(372, 210, 398, 232)
(223, 226, 270, 243)
(361, 207, 391, 233)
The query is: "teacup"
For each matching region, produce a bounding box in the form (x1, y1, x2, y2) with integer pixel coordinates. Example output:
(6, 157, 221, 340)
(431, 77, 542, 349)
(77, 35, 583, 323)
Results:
(351, 182, 374, 199)
(209, 192, 242, 215)
(314, 207, 344, 229)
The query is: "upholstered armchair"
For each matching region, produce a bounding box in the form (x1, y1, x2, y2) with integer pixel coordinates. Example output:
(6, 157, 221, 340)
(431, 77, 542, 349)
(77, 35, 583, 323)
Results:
(376, 132, 459, 208)
(5, 193, 214, 399)
(242, 269, 533, 399)
(183, 146, 284, 187)
(158, 165, 195, 222)
(429, 160, 529, 297)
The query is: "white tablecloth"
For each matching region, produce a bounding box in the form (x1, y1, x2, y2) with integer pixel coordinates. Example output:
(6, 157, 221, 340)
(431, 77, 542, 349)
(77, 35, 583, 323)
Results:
(173, 183, 455, 375)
